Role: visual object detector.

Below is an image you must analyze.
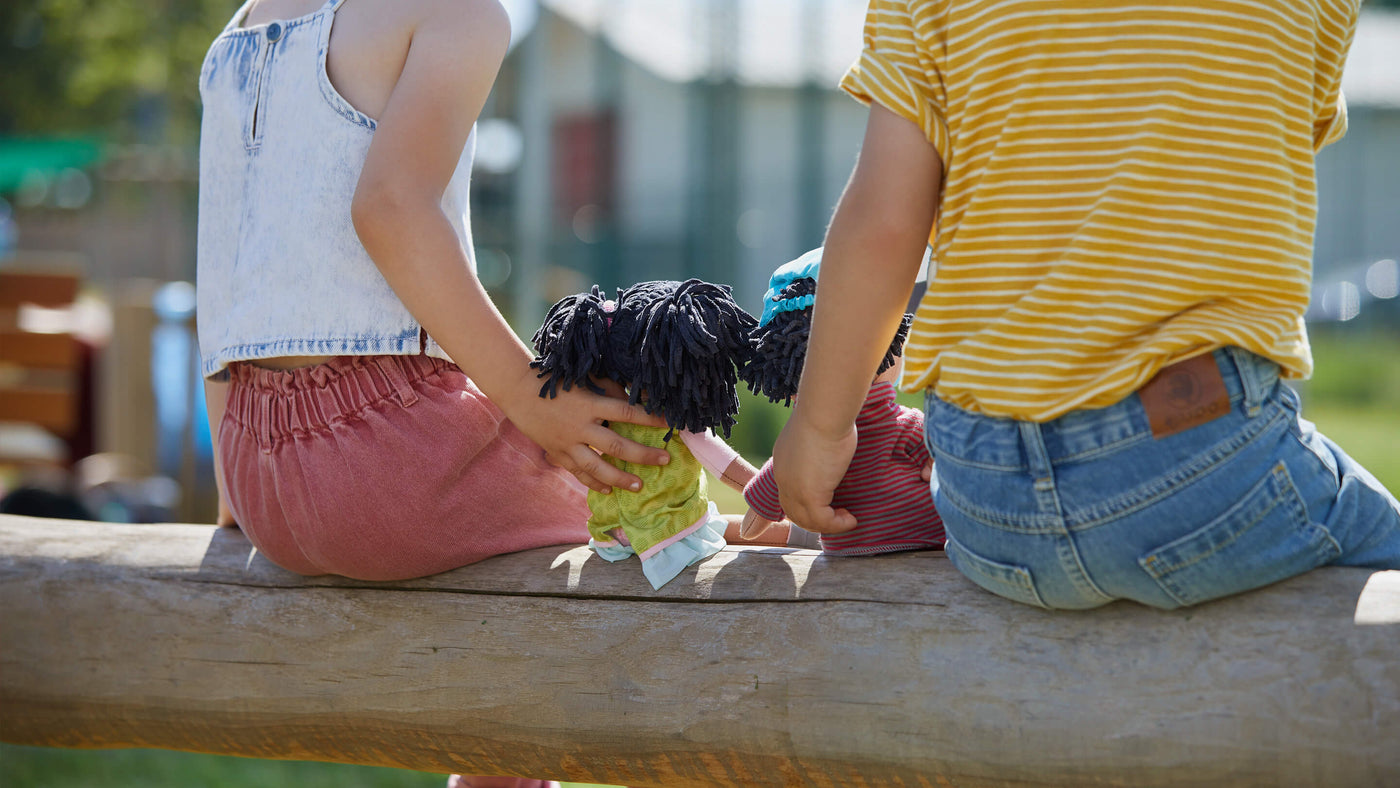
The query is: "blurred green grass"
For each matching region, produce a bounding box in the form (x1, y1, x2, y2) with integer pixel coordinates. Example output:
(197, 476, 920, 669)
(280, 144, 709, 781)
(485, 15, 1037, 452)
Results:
(0, 745, 618, 788)
(3, 331, 1394, 787)
(1301, 328, 1400, 494)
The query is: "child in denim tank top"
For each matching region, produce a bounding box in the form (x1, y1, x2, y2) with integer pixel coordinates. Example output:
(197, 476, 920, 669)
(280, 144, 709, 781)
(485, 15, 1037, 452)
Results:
(772, 0, 1399, 610)
(198, 3, 671, 784)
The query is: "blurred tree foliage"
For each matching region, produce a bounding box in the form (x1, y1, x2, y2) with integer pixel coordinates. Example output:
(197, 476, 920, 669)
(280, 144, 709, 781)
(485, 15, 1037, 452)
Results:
(0, 0, 234, 142)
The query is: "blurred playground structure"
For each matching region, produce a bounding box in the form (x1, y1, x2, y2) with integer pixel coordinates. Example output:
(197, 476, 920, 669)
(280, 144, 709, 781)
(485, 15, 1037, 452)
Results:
(2, 1, 1398, 524)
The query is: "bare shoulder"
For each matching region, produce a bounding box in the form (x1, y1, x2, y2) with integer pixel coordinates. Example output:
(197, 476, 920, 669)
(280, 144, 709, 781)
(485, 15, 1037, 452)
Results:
(412, 0, 510, 48)
(314, 0, 509, 121)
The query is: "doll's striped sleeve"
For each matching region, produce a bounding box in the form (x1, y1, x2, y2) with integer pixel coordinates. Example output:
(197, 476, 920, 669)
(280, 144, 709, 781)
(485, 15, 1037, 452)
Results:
(743, 459, 786, 522)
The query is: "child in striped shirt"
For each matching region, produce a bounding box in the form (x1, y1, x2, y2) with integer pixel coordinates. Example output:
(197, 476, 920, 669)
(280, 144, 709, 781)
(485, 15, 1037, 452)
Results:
(740, 249, 944, 555)
(771, 0, 1399, 609)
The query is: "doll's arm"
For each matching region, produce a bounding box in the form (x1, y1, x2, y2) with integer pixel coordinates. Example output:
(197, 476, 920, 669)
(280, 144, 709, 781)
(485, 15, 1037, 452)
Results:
(679, 431, 792, 545)
(898, 406, 935, 481)
(738, 459, 789, 542)
(679, 429, 754, 492)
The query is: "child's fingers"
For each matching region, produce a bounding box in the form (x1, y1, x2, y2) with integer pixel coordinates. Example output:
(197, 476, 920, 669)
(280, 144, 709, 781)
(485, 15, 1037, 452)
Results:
(787, 504, 858, 535)
(545, 451, 610, 494)
(585, 421, 671, 469)
(566, 443, 644, 493)
(598, 398, 669, 431)
(572, 470, 610, 494)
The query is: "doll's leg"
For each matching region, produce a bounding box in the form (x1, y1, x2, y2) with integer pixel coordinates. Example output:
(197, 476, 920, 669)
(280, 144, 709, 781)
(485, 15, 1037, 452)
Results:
(722, 514, 822, 549)
(722, 514, 790, 547)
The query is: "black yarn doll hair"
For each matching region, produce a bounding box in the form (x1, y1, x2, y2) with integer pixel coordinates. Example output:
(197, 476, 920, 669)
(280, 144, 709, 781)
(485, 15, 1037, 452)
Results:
(741, 276, 914, 406)
(531, 278, 759, 439)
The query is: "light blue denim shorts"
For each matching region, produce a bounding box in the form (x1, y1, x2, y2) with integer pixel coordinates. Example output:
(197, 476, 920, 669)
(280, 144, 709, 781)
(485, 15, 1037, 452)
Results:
(925, 347, 1400, 610)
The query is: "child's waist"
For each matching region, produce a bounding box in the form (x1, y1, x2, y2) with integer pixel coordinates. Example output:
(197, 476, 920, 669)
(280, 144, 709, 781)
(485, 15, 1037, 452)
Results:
(224, 354, 455, 438)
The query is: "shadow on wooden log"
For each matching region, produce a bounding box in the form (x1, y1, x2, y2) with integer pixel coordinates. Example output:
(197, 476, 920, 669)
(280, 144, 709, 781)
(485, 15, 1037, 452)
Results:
(1, 514, 1397, 787)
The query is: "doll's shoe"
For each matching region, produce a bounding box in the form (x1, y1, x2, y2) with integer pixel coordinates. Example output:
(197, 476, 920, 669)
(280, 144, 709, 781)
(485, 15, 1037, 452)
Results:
(785, 524, 822, 550)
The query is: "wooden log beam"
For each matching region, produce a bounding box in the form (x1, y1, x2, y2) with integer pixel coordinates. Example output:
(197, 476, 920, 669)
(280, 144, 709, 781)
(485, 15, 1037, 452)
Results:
(1, 514, 1397, 787)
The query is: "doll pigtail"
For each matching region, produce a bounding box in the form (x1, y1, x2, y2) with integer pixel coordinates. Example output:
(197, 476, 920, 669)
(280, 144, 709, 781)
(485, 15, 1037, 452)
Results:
(878, 313, 914, 377)
(530, 285, 614, 398)
(623, 279, 757, 439)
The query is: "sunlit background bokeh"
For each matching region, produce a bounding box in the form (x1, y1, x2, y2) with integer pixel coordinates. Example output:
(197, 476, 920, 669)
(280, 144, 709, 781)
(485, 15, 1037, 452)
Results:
(2, 1, 1398, 785)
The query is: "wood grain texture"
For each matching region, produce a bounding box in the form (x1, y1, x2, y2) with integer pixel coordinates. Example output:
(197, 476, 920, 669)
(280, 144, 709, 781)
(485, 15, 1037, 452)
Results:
(1, 515, 1397, 787)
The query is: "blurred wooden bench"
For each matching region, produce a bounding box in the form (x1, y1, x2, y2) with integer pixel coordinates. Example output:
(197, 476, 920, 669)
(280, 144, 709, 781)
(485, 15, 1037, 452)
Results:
(1, 514, 1396, 787)
(0, 270, 83, 465)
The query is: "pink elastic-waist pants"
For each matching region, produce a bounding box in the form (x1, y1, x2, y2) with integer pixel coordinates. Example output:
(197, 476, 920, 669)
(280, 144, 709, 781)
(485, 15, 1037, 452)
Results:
(219, 355, 590, 581)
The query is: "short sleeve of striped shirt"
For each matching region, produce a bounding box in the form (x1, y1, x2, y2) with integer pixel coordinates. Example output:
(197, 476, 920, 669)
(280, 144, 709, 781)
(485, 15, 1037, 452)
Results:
(1316, 90, 1348, 151)
(840, 0, 953, 168)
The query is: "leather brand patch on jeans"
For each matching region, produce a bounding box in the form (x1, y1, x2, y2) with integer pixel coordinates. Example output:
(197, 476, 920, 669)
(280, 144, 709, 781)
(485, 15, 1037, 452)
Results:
(1139, 353, 1231, 439)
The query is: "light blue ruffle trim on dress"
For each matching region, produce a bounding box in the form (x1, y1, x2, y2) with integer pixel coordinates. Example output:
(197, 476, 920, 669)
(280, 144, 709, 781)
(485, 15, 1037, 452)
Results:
(589, 502, 728, 590)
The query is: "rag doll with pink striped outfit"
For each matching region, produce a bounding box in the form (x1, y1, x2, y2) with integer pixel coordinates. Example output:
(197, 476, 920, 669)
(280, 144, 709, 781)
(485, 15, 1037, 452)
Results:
(740, 248, 946, 555)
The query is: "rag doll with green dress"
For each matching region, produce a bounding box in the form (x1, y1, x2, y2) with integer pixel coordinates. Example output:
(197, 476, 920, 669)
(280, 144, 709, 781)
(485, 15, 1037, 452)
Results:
(531, 279, 766, 589)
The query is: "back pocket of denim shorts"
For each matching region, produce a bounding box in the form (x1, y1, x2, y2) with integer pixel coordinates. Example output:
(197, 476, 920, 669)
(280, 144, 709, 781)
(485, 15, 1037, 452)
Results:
(945, 534, 1049, 609)
(1139, 462, 1341, 607)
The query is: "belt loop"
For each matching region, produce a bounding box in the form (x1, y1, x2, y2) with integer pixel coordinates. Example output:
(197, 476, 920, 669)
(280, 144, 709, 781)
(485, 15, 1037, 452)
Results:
(1018, 420, 1060, 514)
(376, 356, 419, 408)
(1225, 347, 1264, 417)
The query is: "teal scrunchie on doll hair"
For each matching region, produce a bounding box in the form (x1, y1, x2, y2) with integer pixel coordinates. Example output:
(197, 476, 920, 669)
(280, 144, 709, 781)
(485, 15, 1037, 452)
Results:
(758, 246, 823, 326)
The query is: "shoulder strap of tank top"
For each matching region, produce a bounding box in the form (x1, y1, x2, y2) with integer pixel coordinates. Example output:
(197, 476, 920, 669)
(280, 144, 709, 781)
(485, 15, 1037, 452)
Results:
(222, 0, 260, 32)
(324, 0, 350, 12)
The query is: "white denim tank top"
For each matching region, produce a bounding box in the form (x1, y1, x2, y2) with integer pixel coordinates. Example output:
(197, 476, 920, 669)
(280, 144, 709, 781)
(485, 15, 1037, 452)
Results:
(197, 0, 475, 379)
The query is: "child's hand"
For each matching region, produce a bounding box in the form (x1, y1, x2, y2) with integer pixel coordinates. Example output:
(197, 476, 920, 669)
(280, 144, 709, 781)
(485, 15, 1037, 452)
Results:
(504, 376, 672, 494)
(771, 415, 859, 534)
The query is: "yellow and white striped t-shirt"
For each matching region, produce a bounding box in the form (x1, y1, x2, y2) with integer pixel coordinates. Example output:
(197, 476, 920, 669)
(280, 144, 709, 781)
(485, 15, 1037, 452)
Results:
(841, 0, 1358, 421)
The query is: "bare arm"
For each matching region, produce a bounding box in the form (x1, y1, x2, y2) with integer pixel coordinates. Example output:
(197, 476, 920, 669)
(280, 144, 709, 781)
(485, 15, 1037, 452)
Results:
(350, 0, 668, 494)
(203, 379, 236, 527)
(771, 104, 943, 533)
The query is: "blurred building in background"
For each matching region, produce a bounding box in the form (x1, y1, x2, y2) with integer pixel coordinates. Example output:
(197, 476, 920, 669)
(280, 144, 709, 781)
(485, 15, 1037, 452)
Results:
(490, 0, 872, 327)
(1312, 11, 1400, 328)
